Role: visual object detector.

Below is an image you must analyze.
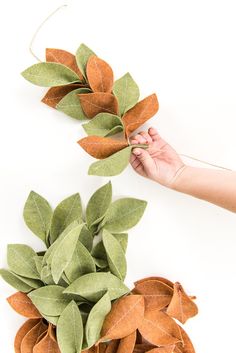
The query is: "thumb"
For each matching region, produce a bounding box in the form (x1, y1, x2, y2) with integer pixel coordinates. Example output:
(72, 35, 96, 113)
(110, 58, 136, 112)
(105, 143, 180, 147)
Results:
(132, 148, 154, 173)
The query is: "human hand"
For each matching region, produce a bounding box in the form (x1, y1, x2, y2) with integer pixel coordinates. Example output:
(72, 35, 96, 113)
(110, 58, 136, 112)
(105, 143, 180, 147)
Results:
(130, 127, 186, 187)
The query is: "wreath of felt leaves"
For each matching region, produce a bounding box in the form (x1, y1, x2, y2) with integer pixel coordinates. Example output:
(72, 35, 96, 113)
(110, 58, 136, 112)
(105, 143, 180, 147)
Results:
(21, 44, 159, 176)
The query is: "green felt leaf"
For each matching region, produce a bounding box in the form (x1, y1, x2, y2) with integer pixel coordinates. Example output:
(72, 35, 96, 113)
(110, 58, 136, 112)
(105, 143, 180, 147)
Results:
(0, 269, 34, 292)
(28, 285, 70, 316)
(40, 264, 55, 285)
(34, 256, 43, 275)
(113, 233, 128, 253)
(102, 230, 127, 280)
(51, 223, 84, 283)
(64, 272, 129, 302)
(76, 43, 96, 78)
(50, 193, 83, 244)
(82, 113, 123, 137)
(64, 240, 96, 283)
(85, 292, 111, 348)
(79, 225, 93, 251)
(7, 244, 40, 280)
(56, 88, 91, 120)
(21, 62, 81, 87)
(91, 241, 107, 261)
(93, 257, 108, 269)
(23, 191, 53, 245)
(42, 314, 59, 326)
(57, 300, 83, 353)
(113, 72, 140, 116)
(86, 181, 112, 228)
(88, 145, 132, 176)
(101, 198, 147, 232)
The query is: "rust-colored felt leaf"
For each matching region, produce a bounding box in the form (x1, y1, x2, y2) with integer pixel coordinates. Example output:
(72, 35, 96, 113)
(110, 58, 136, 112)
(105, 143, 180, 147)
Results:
(166, 282, 198, 324)
(46, 48, 83, 80)
(133, 279, 173, 311)
(86, 55, 114, 93)
(20, 319, 48, 353)
(105, 340, 120, 353)
(14, 319, 40, 353)
(78, 136, 128, 159)
(174, 327, 195, 353)
(7, 292, 42, 318)
(117, 330, 136, 353)
(146, 346, 175, 353)
(101, 295, 145, 341)
(134, 277, 174, 289)
(78, 92, 119, 118)
(122, 94, 159, 136)
(133, 343, 157, 353)
(41, 84, 82, 108)
(33, 330, 61, 353)
(138, 309, 182, 346)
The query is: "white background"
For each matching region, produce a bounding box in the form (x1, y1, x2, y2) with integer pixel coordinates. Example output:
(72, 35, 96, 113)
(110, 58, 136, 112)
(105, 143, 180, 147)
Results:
(0, 1, 236, 352)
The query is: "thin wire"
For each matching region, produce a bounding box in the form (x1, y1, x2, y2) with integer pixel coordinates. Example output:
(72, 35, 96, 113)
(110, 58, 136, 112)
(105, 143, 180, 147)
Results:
(179, 153, 232, 171)
(29, 4, 68, 62)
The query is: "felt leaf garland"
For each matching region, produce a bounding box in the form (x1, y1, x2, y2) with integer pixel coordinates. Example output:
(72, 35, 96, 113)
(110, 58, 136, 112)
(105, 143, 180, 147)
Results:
(78, 92, 119, 118)
(82, 113, 123, 137)
(87, 56, 114, 93)
(42, 84, 84, 108)
(76, 43, 96, 78)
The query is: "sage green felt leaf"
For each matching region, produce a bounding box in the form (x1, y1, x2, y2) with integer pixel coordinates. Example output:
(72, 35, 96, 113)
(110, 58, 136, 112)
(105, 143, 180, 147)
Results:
(113, 233, 128, 253)
(113, 72, 140, 116)
(79, 225, 93, 251)
(50, 193, 83, 244)
(57, 300, 83, 353)
(85, 292, 111, 348)
(0, 269, 34, 292)
(23, 191, 53, 245)
(93, 257, 108, 269)
(40, 265, 55, 285)
(64, 240, 96, 283)
(21, 62, 81, 87)
(82, 113, 123, 137)
(64, 272, 129, 302)
(76, 43, 96, 78)
(86, 181, 112, 228)
(101, 198, 147, 232)
(34, 256, 43, 275)
(51, 223, 84, 283)
(42, 314, 59, 325)
(7, 244, 40, 280)
(28, 285, 70, 315)
(88, 145, 132, 176)
(91, 241, 107, 261)
(102, 230, 127, 280)
(57, 88, 91, 120)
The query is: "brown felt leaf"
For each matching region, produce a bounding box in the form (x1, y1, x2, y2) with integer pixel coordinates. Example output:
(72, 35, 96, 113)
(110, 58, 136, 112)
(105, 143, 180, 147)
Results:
(133, 343, 157, 353)
(14, 319, 40, 353)
(41, 84, 83, 108)
(86, 56, 114, 93)
(78, 136, 128, 159)
(78, 92, 119, 118)
(138, 309, 182, 346)
(7, 292, 42, 318)
(117, 330, 136, 353)
(133, 279, 173, 311)
(134, 277, 174, 289)
(174, 327, 195, 353)
(46, 48, 83, 80)
(122, 94, 159, 136)
(146, 346, 175, 353)
(33, 329, 60, 353)
(20, 319, 48, 353)
(100, 295, 145, 341)
(166, 282, 198, 324)
(105, 340, 120, 353)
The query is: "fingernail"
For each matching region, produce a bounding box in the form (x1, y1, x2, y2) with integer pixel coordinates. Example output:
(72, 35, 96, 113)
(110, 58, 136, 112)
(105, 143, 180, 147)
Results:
(133, 148, 141, 156)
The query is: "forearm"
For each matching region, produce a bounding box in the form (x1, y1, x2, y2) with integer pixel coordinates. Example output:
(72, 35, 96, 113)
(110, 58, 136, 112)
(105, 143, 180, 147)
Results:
(170, 166, 236, 213)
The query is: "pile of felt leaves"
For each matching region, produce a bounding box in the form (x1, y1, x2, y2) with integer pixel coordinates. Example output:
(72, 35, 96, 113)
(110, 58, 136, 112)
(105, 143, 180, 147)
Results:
(21, 44, 159, 176)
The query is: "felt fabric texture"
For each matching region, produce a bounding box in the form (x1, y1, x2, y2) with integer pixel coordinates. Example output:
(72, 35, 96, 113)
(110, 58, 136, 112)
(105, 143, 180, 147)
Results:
(20, 319, 48, 353)
(78, 92, 119, 118)
(7, 292, 42, 318)
(86, 55, 114, 93)
(41, 84, 83, 108)
(14, 319, 40, 353)
(116, 331, 137, 353)
(78, 136, 128, 159)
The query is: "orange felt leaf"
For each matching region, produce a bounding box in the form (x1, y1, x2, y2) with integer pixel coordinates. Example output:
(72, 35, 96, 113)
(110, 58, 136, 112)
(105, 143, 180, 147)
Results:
(138, 309, 182, 347)
(14, 319, 40, 353)
(105, 340, 120, 353)
(134, 277, 174, 289)
(41, 84, 83, 108)
(133, 343, 157, 353)
(7, 292, 42, 318)
(122, 94, 159, 136)
(166, 282, 198, 324)
(146, 346, 175, 353)
(133, 279, 173, 311)
(78, 136, 128, 159)
(20, 319, 48, 353)
(101, 295, 145, 341)
(78, 92, 119, 118)
(46, 48, 83, 80)
(33, 330, 60, 353)
(86, 55, 114, 93)
(174, 327, 195, 353)
(117, 330, 136, 353)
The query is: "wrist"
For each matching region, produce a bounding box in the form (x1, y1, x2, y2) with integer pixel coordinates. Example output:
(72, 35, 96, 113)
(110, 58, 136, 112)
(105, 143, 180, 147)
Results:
(167, 164, 191, 190)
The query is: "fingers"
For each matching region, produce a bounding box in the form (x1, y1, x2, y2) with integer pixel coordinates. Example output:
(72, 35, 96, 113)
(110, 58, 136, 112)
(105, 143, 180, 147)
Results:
(130, 127, 159, 145)
(132, 148, 154, 174)
(148, 127, 160, 142)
